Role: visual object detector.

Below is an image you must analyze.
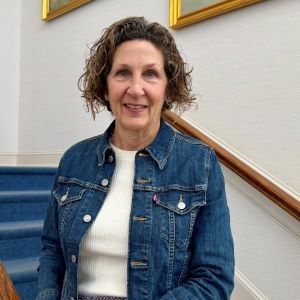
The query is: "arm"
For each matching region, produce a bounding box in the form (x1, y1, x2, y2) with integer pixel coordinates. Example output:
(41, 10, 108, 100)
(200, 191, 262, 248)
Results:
(160, 150, 235, 300)
(36, 171, 66, 300)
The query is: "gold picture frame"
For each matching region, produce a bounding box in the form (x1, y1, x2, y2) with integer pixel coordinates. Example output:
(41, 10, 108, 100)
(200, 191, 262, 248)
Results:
(170, 0, 264, 29)
(42, 0, 91, 21)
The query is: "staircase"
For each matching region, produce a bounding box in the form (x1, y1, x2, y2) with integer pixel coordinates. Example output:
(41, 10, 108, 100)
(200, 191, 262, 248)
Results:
(0, 167, 57, 300)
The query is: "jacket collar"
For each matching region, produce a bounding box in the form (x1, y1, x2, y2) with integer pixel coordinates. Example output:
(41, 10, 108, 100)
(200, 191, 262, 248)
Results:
(97, 119, 176, 170)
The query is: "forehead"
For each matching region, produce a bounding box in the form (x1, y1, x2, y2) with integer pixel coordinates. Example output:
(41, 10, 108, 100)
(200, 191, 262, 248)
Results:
(112, 39, 164, 65)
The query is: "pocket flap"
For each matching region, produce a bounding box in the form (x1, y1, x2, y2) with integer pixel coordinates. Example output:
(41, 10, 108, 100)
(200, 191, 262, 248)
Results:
(54, 179, 86, 206)
(155, 190, 205, 214)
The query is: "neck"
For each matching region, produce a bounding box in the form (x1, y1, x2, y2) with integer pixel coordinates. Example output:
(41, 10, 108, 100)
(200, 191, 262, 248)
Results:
(110, 122, 160, 151)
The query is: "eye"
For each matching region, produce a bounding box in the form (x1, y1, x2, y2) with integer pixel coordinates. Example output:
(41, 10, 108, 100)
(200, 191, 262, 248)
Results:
(116, 69, 129, 77)
(144, 70, 158, 78)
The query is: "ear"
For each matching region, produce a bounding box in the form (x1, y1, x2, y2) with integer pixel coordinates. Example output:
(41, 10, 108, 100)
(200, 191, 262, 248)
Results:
(163, 98, 172, 110)
(104, 96, 112, 112)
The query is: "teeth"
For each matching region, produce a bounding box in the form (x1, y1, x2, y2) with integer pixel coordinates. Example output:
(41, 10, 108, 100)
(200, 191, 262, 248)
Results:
(125, 104, 146, 109)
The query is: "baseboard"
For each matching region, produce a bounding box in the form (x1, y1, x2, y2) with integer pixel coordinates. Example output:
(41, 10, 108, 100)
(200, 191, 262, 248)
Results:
(0, 154, 17, 165)
(233, 269, 268, 300)
(0, 153, 62, 166)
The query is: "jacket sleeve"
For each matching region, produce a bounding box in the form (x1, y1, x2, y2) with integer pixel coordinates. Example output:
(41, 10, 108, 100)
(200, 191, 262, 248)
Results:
(35, 166, 66, 300)
(159, 150, 235, 300)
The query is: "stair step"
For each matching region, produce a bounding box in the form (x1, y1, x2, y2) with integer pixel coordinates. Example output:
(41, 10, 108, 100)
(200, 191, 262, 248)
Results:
(0, 167, 57, 299)
(0, 190, 51, 203)
(0, 220, 43, 260)
(3, 256, 39, 284)
(0, 167, 56, 191)
(0, 220, 44, 239)
(0, 190, 51, 222)
(3, 257, 39, 299)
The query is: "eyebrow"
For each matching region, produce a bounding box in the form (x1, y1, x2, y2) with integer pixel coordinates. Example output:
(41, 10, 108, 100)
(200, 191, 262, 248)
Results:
(115, 63, 161, 68)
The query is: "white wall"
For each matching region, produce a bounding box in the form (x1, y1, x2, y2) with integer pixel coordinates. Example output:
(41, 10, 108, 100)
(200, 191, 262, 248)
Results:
(0, 1, 21, 157)
(181, 0, 300, 197)
(225, 166, 300, 300)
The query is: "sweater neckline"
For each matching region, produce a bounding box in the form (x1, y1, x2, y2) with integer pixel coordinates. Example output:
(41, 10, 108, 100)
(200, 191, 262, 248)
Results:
(110, 143, 137, 161)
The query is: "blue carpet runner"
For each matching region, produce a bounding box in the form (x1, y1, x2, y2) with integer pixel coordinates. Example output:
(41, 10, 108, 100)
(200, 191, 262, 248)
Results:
(0, 167, 57, 300)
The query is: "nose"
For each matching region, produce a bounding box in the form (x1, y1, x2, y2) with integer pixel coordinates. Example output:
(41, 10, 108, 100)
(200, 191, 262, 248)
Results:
(126, 76, 145, 98)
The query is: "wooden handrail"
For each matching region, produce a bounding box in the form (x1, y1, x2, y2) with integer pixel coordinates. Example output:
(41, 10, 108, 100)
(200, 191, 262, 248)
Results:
(163, 111, 300, 220)
(0, 261, 20, 300)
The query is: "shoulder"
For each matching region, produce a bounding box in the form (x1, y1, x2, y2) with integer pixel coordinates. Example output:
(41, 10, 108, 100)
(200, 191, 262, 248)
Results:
(64, 134, 103, 156)
(55, 134, 106, 177)
(171, 126, 220, 170)
(174, 130, 211, 148)
(58, 134, 104, 170)
(61, 121, 114, 160)
(172, 127, 213, 155)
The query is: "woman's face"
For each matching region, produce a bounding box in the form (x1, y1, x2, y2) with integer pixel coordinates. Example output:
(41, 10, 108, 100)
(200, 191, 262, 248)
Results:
(107, 39, 167, 135)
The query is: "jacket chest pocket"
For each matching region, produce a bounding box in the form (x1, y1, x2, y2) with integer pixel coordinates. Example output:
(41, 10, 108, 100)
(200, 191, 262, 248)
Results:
(155, 189, 205, 249)
(54, 180, 87, 206)
(53, 178, 87, 234)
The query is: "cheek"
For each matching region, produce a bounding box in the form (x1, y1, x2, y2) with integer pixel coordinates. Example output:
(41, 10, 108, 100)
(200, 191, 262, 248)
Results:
(107, 84, 121, 102)
(151, 96, 165, 113)
(156, 86, 167, 106)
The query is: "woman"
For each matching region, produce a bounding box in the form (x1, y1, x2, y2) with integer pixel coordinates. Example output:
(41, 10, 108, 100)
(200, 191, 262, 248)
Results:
(36, 17, 234, 300)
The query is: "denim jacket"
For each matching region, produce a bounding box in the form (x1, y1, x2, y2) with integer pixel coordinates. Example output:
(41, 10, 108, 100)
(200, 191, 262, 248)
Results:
(36, 120, 234, 300)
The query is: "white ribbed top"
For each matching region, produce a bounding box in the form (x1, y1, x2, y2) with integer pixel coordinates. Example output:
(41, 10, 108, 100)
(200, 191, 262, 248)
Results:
(77, 144, 136, 297)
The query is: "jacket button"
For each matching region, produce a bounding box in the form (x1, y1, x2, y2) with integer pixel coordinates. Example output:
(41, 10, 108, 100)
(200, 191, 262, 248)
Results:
(61, 194, 67, 201)
(108, 155, 114, 163)
(178, 202, 186, 210)
(138, 151, 150, 157)
(83, 214, 92, 222)
(101, 178, 109, 186)
(71, 255, 77, 263)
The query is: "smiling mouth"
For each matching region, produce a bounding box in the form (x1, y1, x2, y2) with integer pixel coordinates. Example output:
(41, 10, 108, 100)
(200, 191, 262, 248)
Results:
(124, 104, 147, 109)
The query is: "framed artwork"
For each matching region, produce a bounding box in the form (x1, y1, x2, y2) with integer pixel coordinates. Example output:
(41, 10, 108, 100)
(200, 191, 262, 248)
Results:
(42, 0, 92, 21)
(170, 0, 264, 29)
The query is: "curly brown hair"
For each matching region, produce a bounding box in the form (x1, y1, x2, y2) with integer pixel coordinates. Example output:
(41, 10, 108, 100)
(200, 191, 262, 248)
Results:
(78, 16, 196, 119)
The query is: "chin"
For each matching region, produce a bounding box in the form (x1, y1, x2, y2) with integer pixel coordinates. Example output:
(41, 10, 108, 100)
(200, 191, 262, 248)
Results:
(125, 121, 149, 131)
(121, 117, 154, 131)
